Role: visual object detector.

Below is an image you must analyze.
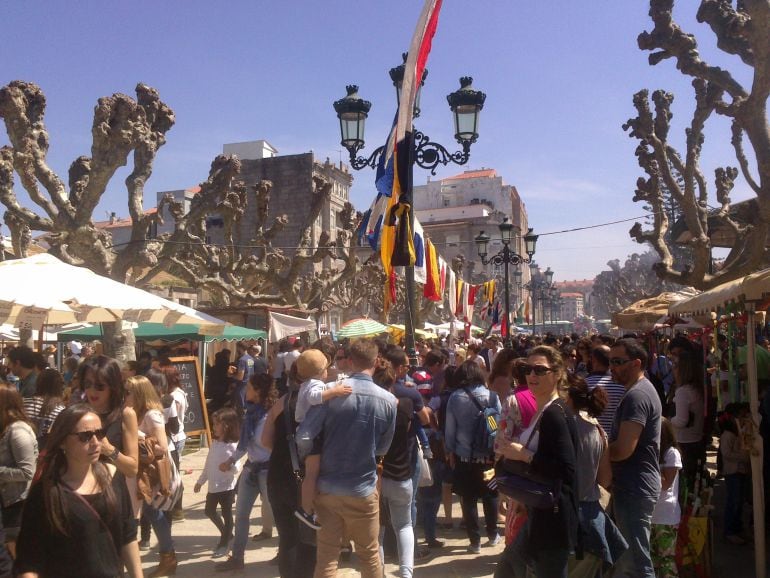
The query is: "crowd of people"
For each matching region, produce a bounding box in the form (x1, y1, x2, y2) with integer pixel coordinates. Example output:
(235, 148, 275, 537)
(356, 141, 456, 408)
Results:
(0, 326, 761, 577)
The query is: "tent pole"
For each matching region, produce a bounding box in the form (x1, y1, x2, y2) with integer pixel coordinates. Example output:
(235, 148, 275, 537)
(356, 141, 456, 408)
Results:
(200, 341, 208, 449)
(745, 304, 766, 578)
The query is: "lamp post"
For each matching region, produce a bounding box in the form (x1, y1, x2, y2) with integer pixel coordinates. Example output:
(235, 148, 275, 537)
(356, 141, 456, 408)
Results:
(525, 263, 554, 336)
(334, 54, 486, 363)
(474, 218, 537, 348)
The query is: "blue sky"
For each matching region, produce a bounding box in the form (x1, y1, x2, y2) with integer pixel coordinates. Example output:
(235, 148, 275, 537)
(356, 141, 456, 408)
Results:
(2, 1, 753, 282)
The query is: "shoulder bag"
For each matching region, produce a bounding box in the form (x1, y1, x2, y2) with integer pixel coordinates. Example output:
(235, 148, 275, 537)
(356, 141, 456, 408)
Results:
(493, 400, 564, 510)
(283, 390, 316, 546)
(416, 443, 433, 487)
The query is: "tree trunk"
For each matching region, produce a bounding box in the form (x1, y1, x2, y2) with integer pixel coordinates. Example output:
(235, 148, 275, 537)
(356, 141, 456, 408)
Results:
(101, 322, 137, 363)
(17, 328, 33, 349)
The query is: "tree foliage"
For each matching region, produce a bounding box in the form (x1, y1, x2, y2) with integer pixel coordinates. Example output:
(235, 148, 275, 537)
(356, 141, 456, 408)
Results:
(591, 250, 684, 319)
(0, 81, 360, 310)
(625, 0, 770, 289)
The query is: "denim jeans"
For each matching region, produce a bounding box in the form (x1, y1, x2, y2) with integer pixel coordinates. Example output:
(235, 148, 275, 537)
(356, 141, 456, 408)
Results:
(612, 491, 656, 578)
(231, 462, 274, 561)
(409, 446, 421, 528)
(142, 502, 174, 554)
(418, 460, 445, 542)
(379, 478, 414, 578)
(460, 492, 499, 547)
(724, 473, 746, 536)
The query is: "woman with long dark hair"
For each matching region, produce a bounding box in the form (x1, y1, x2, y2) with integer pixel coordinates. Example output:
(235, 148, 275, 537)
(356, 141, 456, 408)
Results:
(216, 373, 277, 572)
(262, 375, 317, 578)
(79, 356, 139, 480)
(494, 346, 578, 578)
(670, 351, 705, 490)
(206, 350, 232, 415)
(565, 374, 627, 575)
(445, 360, 501, 553)
(0, 386, 37, 556)
(14, 404, 142, 578)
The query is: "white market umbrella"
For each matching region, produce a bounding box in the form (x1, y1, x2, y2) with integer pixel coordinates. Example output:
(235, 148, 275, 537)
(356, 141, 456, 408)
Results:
(336, 318, 388, 339)
(0, 254, 226, 329)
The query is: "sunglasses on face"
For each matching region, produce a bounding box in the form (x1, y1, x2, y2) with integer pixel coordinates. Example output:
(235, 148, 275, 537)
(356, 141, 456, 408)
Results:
(522, 364, 554, 376)
(70, 429, 107, 443)
(609, 358, 632, 367)
(83, 381, 108, 392)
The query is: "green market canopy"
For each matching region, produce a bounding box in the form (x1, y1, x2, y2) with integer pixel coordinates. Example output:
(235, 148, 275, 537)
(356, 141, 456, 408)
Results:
(58, 323, 266, 343)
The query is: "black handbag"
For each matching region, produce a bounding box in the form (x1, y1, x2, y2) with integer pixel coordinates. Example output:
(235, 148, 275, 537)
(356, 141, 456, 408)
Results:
(493, 401, 562, 510)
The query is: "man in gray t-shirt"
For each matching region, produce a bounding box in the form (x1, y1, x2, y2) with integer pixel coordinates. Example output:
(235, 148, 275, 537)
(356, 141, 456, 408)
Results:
(608, 338, 661, 578)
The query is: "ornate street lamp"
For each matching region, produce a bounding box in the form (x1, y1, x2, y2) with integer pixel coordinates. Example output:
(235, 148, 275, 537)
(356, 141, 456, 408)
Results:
(334, 56, 486, 362)
(447, 77, 486, 150)
(475, 217, 536, 347)
(332, 86, 371, 154)
(389, 53, 428, 118)
(523, 262, 555, 336)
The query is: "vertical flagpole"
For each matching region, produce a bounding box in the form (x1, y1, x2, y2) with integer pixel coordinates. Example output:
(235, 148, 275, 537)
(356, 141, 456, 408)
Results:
(404, 130, 418, 365)
(503, 247, 511, 349)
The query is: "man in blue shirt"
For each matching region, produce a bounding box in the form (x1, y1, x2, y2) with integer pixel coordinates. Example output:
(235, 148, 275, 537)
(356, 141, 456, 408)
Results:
(297, 338, 397, 578)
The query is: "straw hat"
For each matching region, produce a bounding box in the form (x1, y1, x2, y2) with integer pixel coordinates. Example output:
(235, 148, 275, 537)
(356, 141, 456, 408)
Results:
(296, 349, 328, 380)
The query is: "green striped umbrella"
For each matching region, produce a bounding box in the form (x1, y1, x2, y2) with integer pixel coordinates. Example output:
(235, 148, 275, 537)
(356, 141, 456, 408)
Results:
(336, 318, 388, 339)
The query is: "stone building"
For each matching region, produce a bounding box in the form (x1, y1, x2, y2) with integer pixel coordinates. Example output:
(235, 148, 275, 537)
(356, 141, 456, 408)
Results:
(554, 279, 594, 317)
(558, 292, 585, 322)
(413, 168, 532, 297)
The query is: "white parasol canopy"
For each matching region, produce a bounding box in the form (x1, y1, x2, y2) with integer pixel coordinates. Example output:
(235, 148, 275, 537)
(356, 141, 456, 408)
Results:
(0, 254, 226, 329)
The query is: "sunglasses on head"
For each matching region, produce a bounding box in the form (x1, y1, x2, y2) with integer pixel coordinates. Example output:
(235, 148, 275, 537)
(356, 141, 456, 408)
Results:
(70, 429, 107, 443)
(522, 364, 553, 376)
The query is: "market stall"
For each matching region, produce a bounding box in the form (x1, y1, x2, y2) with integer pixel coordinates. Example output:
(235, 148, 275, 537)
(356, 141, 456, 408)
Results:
(670, 271, 769, 578)
(611, 289, 699, 331)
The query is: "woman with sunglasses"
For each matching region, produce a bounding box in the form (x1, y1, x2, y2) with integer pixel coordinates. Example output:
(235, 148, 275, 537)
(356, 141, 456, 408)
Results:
(494, 346, 578, 578)
(15, 404, 142, 578)
(78, 356, 139, 481)
(0, 385, 38, 557)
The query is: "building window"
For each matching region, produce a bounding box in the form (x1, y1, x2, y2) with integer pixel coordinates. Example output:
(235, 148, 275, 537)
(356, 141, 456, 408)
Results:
(446, 234, 460, 247)
(442, 196, 451, 207)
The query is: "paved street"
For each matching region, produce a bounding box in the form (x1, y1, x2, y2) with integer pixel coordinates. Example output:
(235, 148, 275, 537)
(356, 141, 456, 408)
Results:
(140, 445, 763, 577)
(140, 446, 506, 577)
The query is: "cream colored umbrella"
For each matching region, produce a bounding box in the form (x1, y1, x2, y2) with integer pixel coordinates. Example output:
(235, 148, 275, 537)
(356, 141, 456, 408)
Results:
(0, 254, 226, 330)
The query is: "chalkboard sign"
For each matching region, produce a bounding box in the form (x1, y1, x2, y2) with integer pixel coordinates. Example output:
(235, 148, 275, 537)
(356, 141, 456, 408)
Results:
(168, 356, 210, 442)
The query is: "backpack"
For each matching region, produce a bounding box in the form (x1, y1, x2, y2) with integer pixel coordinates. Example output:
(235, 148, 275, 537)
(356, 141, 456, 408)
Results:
(463, 387, 500, 456)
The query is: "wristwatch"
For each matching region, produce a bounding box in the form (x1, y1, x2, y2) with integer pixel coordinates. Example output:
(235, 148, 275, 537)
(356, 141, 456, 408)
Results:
(108, 447, 120, 462)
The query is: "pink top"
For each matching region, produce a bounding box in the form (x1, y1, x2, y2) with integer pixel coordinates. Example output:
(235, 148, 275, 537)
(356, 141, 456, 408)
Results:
(514, 386, 537, 428)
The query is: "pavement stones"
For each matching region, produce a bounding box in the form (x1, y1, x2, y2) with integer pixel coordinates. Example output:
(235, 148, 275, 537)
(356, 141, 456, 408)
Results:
(140, 447, 505, 577)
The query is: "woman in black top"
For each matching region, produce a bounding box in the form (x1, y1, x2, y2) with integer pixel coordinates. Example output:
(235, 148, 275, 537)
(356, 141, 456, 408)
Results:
(494, 346, 578, 578)
(206, 350, 233, 415)
(262, 386, 316, 578)
(373, 361, 416, 578)
(15, 404, 141, 578)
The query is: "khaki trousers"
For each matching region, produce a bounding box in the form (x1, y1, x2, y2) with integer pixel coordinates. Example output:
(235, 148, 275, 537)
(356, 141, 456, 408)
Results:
(313, 491, 381, 578)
